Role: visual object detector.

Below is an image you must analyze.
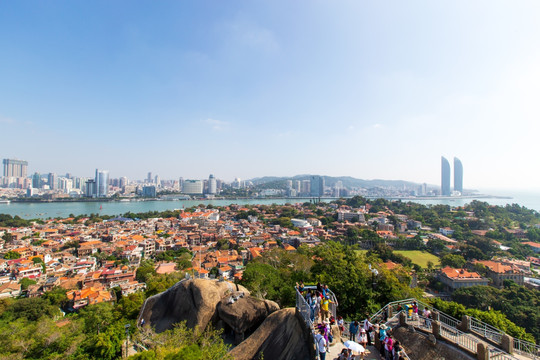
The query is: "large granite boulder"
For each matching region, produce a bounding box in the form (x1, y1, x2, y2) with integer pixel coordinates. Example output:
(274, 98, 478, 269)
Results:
(217, 296, 279, 335)
(139, 278, 249, 333)
(229, 308, 311, 360)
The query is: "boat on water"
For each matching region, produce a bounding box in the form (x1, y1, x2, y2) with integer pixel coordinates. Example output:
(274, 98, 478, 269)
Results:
(0, 200, 11, 204)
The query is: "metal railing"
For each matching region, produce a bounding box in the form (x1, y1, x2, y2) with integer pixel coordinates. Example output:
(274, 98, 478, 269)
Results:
(470, 317, 504, 344)
(514, 338, 540, 360)
(343, 312, 410, 360)
(368, 298, 529, 360)
(439, 321, 479, 353)
(489, 347, 519, 360)
(295, 286, 320, 360)
(300, 285, 339, 320)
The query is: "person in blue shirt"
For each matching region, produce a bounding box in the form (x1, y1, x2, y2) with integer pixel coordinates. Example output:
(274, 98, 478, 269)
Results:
(349, 321, 359, 341)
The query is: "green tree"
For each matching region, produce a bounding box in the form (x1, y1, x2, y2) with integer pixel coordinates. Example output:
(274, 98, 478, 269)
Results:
(3, 250, 20, 259)
(19, 277, 36, 290)
(440, 254, 467, 268)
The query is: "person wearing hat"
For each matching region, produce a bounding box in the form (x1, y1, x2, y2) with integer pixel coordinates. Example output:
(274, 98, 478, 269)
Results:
(362, 315, 373, 346)
(358, 327, 368, 349)
(321, 295, 332, 322)
(379, 324, 388, 359)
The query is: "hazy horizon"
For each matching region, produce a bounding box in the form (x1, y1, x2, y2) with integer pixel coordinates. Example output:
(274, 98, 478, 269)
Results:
(2, 1, 540, 190)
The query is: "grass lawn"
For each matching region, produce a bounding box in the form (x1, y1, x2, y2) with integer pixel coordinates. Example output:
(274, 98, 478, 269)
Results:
(393, 250, 440, 268)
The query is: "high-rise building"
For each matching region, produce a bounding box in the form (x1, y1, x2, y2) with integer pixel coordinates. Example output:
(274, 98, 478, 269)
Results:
(154, 175, 161, 187)
(441, 157, 451, 196)
(182, 179, 203, 194)
(48, 173, 57, 190)
(301, 180, 311, 194)
(310, 175, 325, 197)
(147, 172, 152, 183)
(179, 177, 184, 192)
(32, 173, 41, 189)
(208, 174, 217, 195)
(294, 180, 301, 193)
(95, 169, 109, 197)
(454, 157, 463, 194)
(142, 185, 157, 197)
(85, 179, 96, 197)
(119, 177, 128, 188)
(3, 159, 28, 178)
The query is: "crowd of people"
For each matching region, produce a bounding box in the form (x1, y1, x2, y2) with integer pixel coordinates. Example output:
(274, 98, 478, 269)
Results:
(297, 281, 410, 360)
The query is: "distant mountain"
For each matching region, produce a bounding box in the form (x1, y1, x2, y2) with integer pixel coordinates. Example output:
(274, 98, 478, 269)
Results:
(249, 175, 422, 189)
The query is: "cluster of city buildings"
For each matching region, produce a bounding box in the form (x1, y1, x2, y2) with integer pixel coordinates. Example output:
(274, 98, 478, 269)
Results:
(2, 156, 466, 201)
(0, 158, 237, 199)
(0, 197, 539, 308)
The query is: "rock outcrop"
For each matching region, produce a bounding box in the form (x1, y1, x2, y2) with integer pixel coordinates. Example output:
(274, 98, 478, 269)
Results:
(218, 296, 279, 335)
(392, 326, 476, 360)
(229, 308, 311, 360)
(139, 278, 249, 333)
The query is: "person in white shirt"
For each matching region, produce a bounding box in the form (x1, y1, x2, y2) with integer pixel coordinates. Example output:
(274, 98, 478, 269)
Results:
(362, 316, 373, 346)
(315, 329, 327, 360)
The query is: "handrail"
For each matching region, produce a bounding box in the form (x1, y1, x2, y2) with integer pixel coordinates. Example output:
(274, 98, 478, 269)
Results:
(295, 286, 320, 360)
(513, 338, 540, 360)
(368, 298, 528, 360)
(343, 312, 410, 359)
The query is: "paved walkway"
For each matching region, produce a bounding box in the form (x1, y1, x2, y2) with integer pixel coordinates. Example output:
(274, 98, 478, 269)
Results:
(328, 333, 381, 360)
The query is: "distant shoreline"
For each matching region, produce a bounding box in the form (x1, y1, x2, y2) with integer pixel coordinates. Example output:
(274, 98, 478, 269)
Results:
(7, 193, 512, 204)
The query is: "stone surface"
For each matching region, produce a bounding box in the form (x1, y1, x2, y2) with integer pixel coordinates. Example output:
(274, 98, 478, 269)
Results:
(217, 295, 279, 334)
(392, 326, 476, 360)
(229, 308, 311, 360)
(139, 279, 249, 333)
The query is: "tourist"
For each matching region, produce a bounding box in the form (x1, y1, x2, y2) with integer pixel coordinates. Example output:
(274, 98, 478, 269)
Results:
(324, 320, 332, 352)
(321, 295, 332, 322)
(337, 315, 345, 337)
(315, 328, 327, 360)
(423, 307, 432, 328)
(379, 324, 388, 358)
(392, 340, 402, 360)
(338, 348, 354, 360)
(349, 320, 359, 341)
(358, 328, 368, 349)
(310, 292, 318, 322)
(362, 315, 373, 346)
(383, 334, 394, 360)
(412, 302, 419, 321)
(296, 281, 305, 294)
(403, 304, 412, 320)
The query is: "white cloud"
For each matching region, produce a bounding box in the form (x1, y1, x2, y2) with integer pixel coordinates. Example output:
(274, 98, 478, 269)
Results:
(221, 17, 279, 54)
(204, 118, 229, 131)
(0, 116, 15, 124)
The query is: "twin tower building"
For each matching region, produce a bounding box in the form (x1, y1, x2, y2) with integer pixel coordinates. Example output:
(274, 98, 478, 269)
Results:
(441, 157, 463, 196)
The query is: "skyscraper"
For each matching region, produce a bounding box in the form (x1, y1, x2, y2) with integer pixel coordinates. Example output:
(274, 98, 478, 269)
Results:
(3, 159, 28, 178)
(441, 157, 451, 196)
(208, 174, 217, 194)
(48, 173, 57, 190)
(32, 173, 41, 189)
(95, 169, 109, 197)
(454, 157, 463, 194)
(310, 175, 325, 197)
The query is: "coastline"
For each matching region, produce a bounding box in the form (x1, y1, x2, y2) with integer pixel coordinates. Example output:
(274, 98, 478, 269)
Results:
(7, 193, 511, 204)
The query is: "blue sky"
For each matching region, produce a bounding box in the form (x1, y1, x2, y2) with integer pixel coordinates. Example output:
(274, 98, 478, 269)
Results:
(1, 1, 540, 190)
